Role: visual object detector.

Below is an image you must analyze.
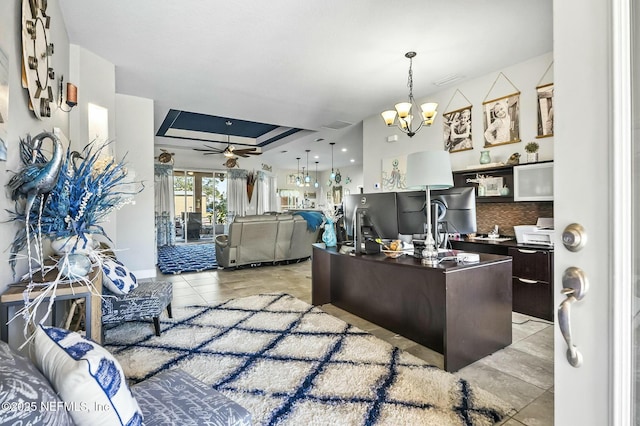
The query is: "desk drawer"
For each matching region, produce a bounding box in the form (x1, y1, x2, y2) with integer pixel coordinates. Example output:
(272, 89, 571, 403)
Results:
(512, 277, 553, 321)
(508, 247, 552, 281)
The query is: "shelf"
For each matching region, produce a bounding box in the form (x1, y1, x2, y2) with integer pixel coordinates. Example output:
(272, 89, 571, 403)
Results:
(476, 195, 514, 203)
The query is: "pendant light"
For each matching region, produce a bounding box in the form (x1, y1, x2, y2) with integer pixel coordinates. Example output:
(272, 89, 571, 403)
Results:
(295, 157, 301, 186)
(329, 142, 336, 180)
(314, 161, 319, 188)
(305, 149, 311, 185)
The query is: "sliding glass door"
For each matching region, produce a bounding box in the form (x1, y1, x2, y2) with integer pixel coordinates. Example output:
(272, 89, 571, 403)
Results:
(173, 169, 228, 243)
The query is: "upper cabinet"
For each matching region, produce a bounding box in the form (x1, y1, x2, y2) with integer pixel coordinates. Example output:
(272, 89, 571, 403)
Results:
(453, 161, 553, 203)
(513, 162, 554, 201)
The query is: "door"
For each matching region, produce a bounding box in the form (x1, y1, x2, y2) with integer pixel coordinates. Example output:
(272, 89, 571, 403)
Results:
(554, 0, 635, 424)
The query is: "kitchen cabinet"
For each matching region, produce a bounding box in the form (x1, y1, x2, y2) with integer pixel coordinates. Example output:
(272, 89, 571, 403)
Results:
(509, 247, 554, 321)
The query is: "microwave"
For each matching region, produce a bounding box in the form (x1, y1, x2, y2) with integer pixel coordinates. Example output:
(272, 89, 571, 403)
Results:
(513, 162, 554, 201)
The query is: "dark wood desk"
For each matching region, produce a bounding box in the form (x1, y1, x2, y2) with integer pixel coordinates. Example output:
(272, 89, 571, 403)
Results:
(312, 244, 512, 372)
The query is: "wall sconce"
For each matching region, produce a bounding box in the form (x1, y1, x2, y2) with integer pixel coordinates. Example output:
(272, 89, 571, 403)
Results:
(57, 75, 77, 112)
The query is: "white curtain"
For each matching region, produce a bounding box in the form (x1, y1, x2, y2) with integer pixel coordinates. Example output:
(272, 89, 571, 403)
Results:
(228, 169, 249, 220)
(255, 171, 279, 214)
(154, 164, 176, 246)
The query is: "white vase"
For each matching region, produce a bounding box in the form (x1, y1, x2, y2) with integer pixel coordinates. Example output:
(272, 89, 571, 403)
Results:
(526, 152, 539, 163)
(51, 234, 94, 255)
(57, 253, 92, 278)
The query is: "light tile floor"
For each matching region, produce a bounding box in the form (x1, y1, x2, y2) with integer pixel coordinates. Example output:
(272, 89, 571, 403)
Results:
(162, 259, 554, 426)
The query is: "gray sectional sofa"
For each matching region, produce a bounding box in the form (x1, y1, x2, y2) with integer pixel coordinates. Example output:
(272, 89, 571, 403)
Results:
(215, 213, 322, 268)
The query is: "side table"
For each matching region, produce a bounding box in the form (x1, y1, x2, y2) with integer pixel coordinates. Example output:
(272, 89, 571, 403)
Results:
(0, 267, 103, 344)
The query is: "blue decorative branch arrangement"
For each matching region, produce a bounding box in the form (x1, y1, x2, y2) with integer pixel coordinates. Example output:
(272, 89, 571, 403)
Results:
(4, 132, 143, 342)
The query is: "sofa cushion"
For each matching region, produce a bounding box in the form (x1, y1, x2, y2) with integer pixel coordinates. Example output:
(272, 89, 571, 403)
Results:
(102, 258, 138, 295)
(32, 325, 143, 426)
(0, 340, 74, 426)
(131, 369, 251, 426)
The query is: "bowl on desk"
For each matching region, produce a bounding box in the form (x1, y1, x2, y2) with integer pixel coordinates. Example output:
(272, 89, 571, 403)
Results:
(381, 249, 404, 259)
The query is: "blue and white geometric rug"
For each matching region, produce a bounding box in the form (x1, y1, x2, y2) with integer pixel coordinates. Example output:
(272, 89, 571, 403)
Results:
(157, 243, 217, 274)
(105, 293, 514, 425)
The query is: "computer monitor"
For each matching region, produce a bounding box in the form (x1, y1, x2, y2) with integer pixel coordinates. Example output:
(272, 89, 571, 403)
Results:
(396, 187, 477, 238)
(343, 192, 398, 240)
(396, 190, 429, 235)
(431, 186, 477, 235)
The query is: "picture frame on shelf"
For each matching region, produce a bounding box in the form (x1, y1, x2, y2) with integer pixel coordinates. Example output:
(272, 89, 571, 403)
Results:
(483, 177, 503, 196)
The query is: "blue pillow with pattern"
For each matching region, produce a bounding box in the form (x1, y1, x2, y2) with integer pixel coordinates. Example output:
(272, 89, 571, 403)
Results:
(0, 340, 74, 425)
(33, 325, 143, 426)
(102, 258, 138, 295)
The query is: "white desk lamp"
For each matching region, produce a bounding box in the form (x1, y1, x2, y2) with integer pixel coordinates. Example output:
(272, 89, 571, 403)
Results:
(406, 151, 454, 265)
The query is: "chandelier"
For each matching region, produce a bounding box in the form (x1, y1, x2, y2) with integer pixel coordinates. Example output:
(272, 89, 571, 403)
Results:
(304, 149, 311, 186)
(295, 157, 302, 186)
(381, 52, 438, 138)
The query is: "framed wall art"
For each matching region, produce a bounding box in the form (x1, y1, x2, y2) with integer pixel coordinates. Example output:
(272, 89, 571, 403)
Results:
(381, 156, 407, 191)
(483, 93, 521, 147)
(443, 106, 473, 153)
(536, 83, 554, 138)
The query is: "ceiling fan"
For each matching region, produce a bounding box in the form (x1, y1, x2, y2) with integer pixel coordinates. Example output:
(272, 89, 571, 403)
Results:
(193, 120, 262, 158)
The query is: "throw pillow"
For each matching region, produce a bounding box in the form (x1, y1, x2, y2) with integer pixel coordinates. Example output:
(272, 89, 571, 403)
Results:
(0, 340, 74, 426)
(102, 258, 138, 295)
(32, 325, 143, 426)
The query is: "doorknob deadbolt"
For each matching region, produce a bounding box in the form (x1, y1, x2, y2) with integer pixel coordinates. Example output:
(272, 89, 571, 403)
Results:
(562, 223, 587, 252)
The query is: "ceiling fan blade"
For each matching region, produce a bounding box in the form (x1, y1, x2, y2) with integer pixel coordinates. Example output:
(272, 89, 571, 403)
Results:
(234, 148, 261, 155)
(193, 147, 224, 153)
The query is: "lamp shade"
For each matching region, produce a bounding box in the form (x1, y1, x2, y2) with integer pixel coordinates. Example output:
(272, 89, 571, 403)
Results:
(405, 150, 454, 190)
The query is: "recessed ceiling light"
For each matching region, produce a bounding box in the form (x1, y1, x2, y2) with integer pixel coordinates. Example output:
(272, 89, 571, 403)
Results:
(281, 150, 288, 153)
(342, 148, 347, 152)
(314, 138, 325, 142)
(350, 159, 355, 163)
(314, 155, 319, 159)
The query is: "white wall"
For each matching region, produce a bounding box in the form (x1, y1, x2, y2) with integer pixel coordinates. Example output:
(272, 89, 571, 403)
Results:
(0, 0, 70, 290)
(68, 44, 117, 240)
(362, 52, 554, 192)
(115, 94, 156, 278)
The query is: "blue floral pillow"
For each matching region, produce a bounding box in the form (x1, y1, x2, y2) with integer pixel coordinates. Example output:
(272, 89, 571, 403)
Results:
(33, 325, 143, 426)
(102, 258, 138, 295)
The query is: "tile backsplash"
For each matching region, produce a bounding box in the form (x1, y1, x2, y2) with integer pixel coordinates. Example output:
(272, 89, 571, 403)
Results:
(476, 202, 553, 236)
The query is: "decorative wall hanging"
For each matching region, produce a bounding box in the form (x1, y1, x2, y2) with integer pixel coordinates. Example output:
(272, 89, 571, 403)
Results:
(443, 89, 473, 153)
(482, 73, 521, 147)
(536, 83, 553, 138)
(0, 47, 8, 161)
(246, 170, 256, 202)
(21, 0, 56, 119)
(382, 156, 407, 191)
(535, 61, 554, 138)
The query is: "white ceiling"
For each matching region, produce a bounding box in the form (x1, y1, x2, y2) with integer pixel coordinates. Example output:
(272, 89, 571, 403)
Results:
(58, 0, 553, 172)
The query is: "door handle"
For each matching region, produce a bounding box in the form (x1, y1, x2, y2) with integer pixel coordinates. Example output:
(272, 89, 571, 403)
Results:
(557, 267, 589, 367)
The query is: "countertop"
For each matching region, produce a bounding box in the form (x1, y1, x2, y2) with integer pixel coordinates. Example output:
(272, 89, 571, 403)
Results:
(449, 236, 554, 252)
